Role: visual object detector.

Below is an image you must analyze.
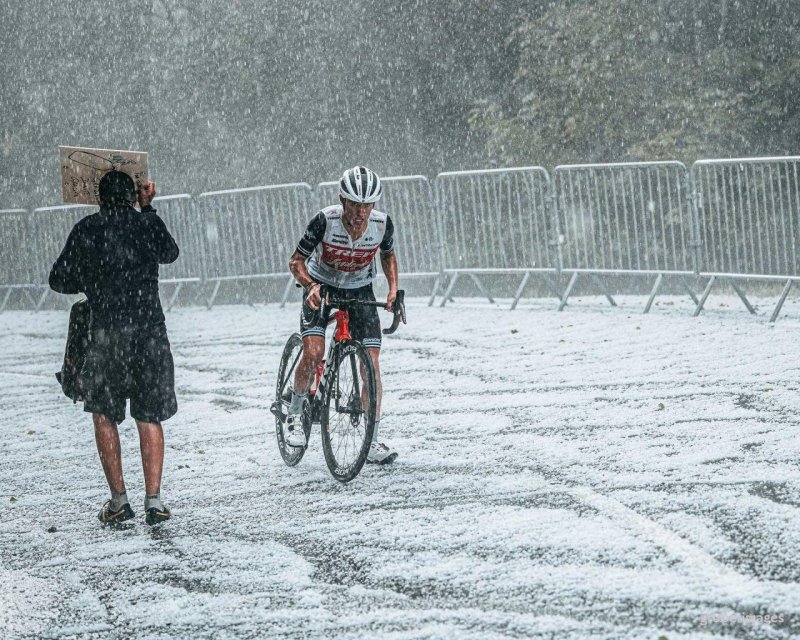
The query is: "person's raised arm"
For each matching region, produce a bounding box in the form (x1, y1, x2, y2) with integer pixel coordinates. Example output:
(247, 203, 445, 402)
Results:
(146, 215, 179, 264)
(140, 181, 179, 264)
(138, 179, 156, 210)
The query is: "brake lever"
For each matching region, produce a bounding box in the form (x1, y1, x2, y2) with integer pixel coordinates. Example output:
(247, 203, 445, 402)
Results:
(382, 290, 406, 335)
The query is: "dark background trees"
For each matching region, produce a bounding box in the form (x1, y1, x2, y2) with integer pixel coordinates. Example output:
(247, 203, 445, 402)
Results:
(1, 0, 797, 209)
(471, 0, 800, 167)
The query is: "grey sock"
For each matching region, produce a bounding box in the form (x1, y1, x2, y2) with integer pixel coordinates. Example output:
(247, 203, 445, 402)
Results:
(145, 493, 164, 512)
(373, 418, 381, 442)
(111, 491, 128, 511)
(290, 391, 307, 414)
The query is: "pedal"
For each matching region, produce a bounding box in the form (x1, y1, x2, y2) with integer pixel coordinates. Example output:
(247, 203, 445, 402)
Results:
(269, 401, 286, 421)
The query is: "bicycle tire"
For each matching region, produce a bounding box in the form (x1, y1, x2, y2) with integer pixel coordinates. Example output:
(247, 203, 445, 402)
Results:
(275, 333, 312, 466)
(320, 339, 376, 482)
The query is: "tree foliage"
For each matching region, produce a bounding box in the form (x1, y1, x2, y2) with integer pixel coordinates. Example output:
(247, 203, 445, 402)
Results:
(470, 0, 800, 167)
(1, 0, 797, 208)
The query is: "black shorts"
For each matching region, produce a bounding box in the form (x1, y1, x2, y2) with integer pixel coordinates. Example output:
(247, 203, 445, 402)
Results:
(300, 284, 382, 349)
(81, 323, 177, 424)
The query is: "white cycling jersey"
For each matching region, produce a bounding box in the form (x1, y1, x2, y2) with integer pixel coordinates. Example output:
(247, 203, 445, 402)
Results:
(296, 205, 395, 289)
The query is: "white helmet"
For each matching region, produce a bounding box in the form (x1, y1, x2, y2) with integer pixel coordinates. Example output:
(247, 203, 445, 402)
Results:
(339, 166, 382, 204)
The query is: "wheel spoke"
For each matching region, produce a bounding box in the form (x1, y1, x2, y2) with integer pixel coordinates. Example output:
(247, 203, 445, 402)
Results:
(322, 344, 373, 478)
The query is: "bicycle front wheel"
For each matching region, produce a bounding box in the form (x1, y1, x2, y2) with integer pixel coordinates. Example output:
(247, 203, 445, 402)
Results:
(274, 333, 312, 467)
(320, 339, 376, 482)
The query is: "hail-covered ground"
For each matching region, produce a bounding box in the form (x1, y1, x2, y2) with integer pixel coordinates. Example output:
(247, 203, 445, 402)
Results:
(2, 295, 800, 640)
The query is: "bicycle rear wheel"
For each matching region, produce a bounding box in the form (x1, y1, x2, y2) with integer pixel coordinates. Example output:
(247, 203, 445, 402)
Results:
(320, 339, 376, 482)
(274, 333, 312, 466)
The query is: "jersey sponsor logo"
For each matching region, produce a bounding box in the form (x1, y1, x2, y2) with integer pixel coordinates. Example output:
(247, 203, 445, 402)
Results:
(321, 242, 379, 272)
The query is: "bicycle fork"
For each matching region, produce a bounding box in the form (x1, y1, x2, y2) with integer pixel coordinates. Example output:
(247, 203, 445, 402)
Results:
(316, 344, 365, 426)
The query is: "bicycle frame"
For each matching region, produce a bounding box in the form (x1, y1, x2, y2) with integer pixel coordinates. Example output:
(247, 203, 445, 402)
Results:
(272, 308, 364, 425)
(307, 287, 405, 419)
(308, 309, 354, 421)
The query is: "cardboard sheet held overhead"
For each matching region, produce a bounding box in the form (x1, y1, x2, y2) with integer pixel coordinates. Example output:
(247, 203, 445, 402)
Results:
(59, 146, 149, 205)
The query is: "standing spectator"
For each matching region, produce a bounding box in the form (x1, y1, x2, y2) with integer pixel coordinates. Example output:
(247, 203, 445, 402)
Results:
(49, 170, 179, 525)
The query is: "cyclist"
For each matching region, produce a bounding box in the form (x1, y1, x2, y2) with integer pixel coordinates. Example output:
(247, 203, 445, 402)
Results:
(286, 166, 399, 464)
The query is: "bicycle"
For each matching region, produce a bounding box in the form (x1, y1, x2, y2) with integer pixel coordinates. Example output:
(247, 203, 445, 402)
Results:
(270, 287, 406, 482)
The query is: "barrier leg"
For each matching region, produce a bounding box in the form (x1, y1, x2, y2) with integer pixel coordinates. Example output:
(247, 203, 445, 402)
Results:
(207, 281, 222, 310)
(770, 279, 793, 323)
(643, 273, 663, 314)
(693, 276, 716, 317)
(280, 276, 295, 309)
(589, 273, 616, 307)
(439, 273, 460, 308)
(23, 288, 38, 309)
(558, 272, 579, 311)
(510, 271, 531, 310)
(728, 279, 755, 315)
(468, 273, 494, 304)
(541, 273, 564, 300)
(166, 282, 183, 312)
(35, 287, 49, 311)
(0, 287, 11, 312)
(427, 274, 443, 307)
(680, 277, 700, 306)
(189, 281, 204, 308)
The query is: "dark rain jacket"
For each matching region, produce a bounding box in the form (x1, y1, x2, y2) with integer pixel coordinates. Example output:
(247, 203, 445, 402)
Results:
(49, 204, 179, 327)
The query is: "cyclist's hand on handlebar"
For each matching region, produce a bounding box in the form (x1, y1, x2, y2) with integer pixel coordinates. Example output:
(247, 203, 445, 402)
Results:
(385, 289, 397, 312)
(306, 282, 322, 310)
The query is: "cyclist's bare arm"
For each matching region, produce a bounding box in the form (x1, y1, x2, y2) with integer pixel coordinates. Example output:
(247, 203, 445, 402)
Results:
(380, 250, 399, 311)
(289, 249, 322, 310)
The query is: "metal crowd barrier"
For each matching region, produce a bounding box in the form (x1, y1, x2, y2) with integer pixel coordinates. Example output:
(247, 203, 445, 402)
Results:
(153, 194, 204, 310)
(4, 157, 800, 321)
(552, 161, 700, 312)
(434, 167, 556, 308)
(0, 209, 37, 311)
(317, 175, 442, 302)
(30, 203, 96, 309)
(197, 183, 316, 308)
(691, 156, 800, 321)
(315, 180, 341, 207)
